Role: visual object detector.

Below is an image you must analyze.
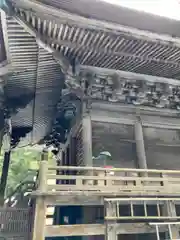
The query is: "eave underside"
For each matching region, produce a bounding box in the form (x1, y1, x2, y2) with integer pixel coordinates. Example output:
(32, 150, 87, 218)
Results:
(2, 0, 180, 146)
(1, 13, 64, 146)
(9, 0, 180, 80)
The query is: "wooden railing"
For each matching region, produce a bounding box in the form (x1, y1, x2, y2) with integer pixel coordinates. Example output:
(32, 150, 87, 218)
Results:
(104, 197, 180, 220)
(35, 163, 180, 196)
(45, 223, 164, 237)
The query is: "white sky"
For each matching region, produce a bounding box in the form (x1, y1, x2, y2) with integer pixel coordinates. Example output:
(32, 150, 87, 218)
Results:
(102, 0, 180, 20)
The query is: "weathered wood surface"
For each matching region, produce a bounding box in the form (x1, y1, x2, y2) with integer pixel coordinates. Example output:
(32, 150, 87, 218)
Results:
(32, 164, 180, 197)
(90, 103, 180, 170)
(45, 223, 164, 237)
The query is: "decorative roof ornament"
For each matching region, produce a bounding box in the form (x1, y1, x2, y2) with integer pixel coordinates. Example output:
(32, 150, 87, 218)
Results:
(87, 71, 180, 111)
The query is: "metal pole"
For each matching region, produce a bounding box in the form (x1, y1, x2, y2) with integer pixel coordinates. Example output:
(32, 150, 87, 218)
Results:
(0, 117, 11, 206)
(0, 151, 11, 205)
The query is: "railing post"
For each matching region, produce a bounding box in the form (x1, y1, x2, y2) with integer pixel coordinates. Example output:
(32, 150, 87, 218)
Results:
(32, 149, 48, 240)
(97, 169, 105, 187)
(160, 172, 169, 189)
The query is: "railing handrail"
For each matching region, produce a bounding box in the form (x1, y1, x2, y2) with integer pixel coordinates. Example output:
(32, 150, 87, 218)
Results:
(47, 165, 180, 174)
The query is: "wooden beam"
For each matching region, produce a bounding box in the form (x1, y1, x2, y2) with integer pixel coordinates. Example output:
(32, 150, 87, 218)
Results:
(11, 0, 180, 49)
(45, 195, 180, 206)
(47, 165, 180, 174)
(91, 101, 180, 118)
(91, 114, 180, 130)
(90, 101, 180, 130)
(144, 122, 180, 130)
(32, 189, 180, 197)
(45, 195, 104, 206)
(46, 224, 104, 237)
(105, 197, 180, 202)
(82, 66, 180, 86)
(91, 115, 134, 126)
(45, 223, 165, 237)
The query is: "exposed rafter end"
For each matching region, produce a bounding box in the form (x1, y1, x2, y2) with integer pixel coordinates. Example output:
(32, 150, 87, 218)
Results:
(14, 13, 82, 90)
(13, 15, 82, 90)
(12, 13, 71, 75)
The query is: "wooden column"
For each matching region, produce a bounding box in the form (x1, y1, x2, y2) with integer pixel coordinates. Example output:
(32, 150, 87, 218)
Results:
(105, 202, 118, 240)
(32, 149, 48, 240)
(82, 206, 97, 240)
(82, 115, 93, 235)
(82, 114, 92, 166)
(134, 116, 147, 169)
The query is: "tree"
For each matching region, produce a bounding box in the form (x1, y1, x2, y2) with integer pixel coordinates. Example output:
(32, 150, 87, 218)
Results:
(0, 148, 41, 197)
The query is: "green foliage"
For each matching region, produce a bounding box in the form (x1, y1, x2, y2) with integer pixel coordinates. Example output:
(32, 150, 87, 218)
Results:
(0, 148, 41, 197)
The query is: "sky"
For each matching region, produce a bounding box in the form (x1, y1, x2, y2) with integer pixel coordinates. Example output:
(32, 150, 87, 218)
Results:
(102, 0, 180, 20)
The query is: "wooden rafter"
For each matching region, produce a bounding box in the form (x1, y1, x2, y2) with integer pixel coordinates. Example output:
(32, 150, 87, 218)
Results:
(13, 14, 71, 75)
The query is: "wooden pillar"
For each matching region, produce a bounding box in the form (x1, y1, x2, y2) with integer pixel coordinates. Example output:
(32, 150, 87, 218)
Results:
(82, 206, 97, 240)
(82, 114, 92, 166)
(105, 202, 118, 240)
(82, 115, 93, 235)
(106, 225, 117, 240)
(134, 116, 147, 169)
(32, 149, 48, 240)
